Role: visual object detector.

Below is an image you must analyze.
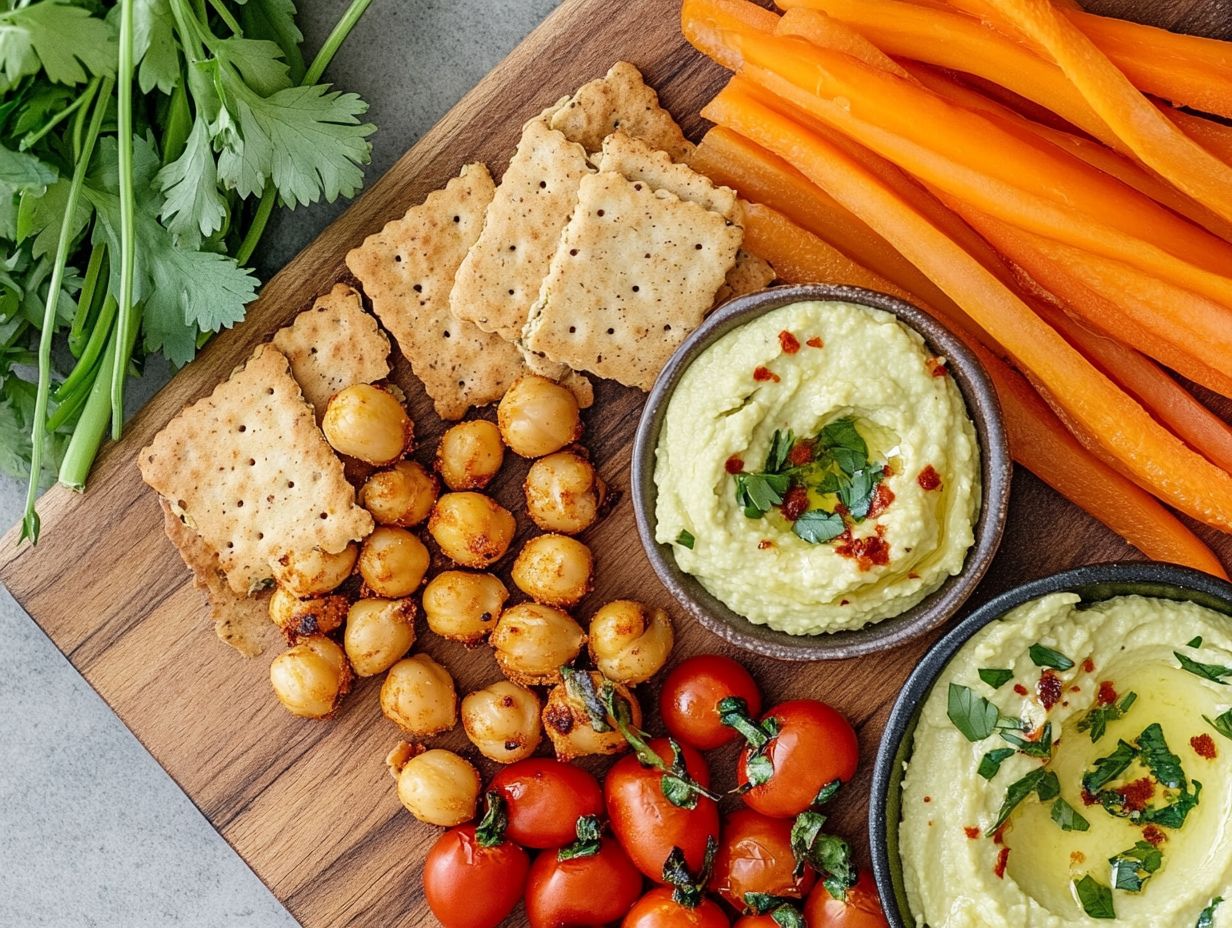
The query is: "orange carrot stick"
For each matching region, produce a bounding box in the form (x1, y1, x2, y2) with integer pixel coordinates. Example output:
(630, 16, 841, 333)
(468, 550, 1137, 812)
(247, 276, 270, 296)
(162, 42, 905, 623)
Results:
(681, 0, 780, 70)
(700, 81, 1232, 530)
(775, 7, 913, 79)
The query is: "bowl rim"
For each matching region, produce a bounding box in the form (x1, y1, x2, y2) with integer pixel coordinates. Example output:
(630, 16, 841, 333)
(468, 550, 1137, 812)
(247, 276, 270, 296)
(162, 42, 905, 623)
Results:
(869, 560, 1232, 927)
(630, 282, 1012, 661)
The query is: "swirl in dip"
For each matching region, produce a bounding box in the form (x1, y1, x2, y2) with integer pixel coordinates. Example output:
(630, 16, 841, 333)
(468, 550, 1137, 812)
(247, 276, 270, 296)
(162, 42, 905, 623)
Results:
(653, 299, 980, 635)
(901, 592, 1232, 927)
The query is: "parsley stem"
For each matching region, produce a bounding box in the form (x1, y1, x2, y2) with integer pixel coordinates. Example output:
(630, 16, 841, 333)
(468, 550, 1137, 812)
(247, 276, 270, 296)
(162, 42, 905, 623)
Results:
(56, 297, 118, 403)
(20, 77, 99, 152)
(45, 372, 93, 432)
(20, 76, 113, 541)
(205, 0, 243, 37)
(66, 242, 107, 358)
(234, 185, 275, 265)
(110, 0, 137, 441)
(161, 79, 193, 163)
(59, 322, 121, 491)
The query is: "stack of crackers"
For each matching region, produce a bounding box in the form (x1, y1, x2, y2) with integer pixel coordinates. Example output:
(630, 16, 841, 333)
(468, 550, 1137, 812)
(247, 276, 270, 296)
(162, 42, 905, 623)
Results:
(139, 63, 777, 655)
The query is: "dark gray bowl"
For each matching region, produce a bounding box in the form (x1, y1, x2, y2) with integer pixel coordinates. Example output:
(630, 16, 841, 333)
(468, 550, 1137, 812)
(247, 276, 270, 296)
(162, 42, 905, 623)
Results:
(870, 561, 1232, 927)
(631, 283, 1011, 661)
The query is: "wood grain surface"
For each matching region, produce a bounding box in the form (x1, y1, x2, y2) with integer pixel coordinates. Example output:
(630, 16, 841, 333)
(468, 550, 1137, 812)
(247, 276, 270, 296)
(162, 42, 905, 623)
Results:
(2, 1, 1230, 926)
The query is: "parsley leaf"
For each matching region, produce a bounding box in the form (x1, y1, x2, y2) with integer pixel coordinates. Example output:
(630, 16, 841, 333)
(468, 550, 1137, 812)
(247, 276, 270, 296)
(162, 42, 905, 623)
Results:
(1051, 797, 1089, 832)
(947, 683, 1000, 742)
(978, 668, 1014, 689)
(1204, 708, 1232, 741)
(0, 143, 55, 192)
(837, 464, 884, 520)
(764, 428, 794, 473)
(1109, 841, 1162, 893)
(131, 0, 179, 94)
(793, 509, 844, 544)
(977, 747, 1016, 780)
(1197, 897, 1223, 928)
(214, 37, 294, 97)
(1029, 643, 1075, 671)
(0, 1, 117, 86)
(1139, 780, 1202, 829)
(1001, 721, 1053, 758)
(817, 417, 867, 474)
(155, 116, 228, 243)
(240, 0, 306, 85)
(675, 529, 695, 550)
(736, 472, 789, 517)
(988, 766, 1055, 835)
(1077, 691, 1137, 743)
(1175, 651, 1232, 684)
(1074, 875, 1116, 920)
(1082, 740, 1138, 794)
(0, 394, 32, 478)
(1137, 723, 1185, 789)
(1188, 636, 1204, 648)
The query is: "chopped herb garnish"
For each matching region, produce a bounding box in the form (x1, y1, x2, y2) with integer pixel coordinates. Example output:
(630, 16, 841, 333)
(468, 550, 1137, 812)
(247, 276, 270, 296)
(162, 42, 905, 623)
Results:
(790, 810, 855, 899)
(1082, 740, 1138, 794)
(1137, 723, 1185, 789)
(978, 748, 1016, 780)
(1001, 722, 1054, 758)
(1029, 643, 1075, 671)
(979, 668, 1014, 689)
(1188, 636, 1205, 649)
(792, 509, 845, 543)
(675, 529, 695, 549)
(1109, 840, 1162, 893)
(1139, 780, 1202, 829)
(765, 428, 796, 473)
(1051, 798, 1090, 832)
(735, 472, 790, 518)
(1197, 897, 1224, 928)
(1175, 651, 1232, 685)
(838, 464, 885, 520)
(1075, 875, 1116, 919)
(987, 767, 1055, 835)
(817, 417, 867, 473)
(1204, 708, 1232, 741)
(947, 683, 1001, 742)
(1078, 692, 1138, 743)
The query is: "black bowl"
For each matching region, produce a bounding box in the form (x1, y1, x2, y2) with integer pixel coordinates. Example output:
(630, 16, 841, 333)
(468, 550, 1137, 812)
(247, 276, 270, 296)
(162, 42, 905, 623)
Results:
(870, 561, 1232, 926)
(631, 283, 1011, 661)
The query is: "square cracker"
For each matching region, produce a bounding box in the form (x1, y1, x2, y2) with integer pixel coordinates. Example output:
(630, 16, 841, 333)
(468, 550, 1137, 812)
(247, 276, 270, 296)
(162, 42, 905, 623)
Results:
(346, 163, 530, 420)
(522, 171, 743, 391)
(550, 61, 691, 160)
(597, 132, 739, 220)
(139, 343, 373, 594)
(160, 498, 272, 656)
(714, 249, 777, 306)
(448, 113, 592, 344)
(271, 282, 391, 419)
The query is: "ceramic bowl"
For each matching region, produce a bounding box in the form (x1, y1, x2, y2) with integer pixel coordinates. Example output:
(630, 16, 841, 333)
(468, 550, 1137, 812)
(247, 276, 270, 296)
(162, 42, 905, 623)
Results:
(630, 283, 1011, 661)
(869, 561, 1232, 926)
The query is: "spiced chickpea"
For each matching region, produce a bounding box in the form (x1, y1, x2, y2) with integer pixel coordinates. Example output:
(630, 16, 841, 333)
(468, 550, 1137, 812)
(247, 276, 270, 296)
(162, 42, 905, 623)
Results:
(359, 461, 438, 527)
(428, 492, 516, 568)
(588, 600, 674, 684)
(523, 451, 606, 534)
(380, 653, 457, 737)
(542, 672, 640, 761)
(357, 526, 430, 597)
(269, 636, 352, 719)
(435, 420, 504, 490)
(421, 570, 508, 644)
(322, 384, 413, 466)
(268, 586, 348, 642)
(343, 598, 417, 677)
(386, 743, 480, 826)
(461, 681, 542, 764)
(497, 374, 582, 458)
(511, 534, 593, 608)
(271, 543, 357, 597)
(489, 602, 586, 686)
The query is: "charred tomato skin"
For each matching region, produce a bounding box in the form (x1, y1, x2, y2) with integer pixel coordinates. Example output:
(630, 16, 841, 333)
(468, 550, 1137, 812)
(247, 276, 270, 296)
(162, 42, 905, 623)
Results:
(660, 655, 763, 751)
(709, 809, 815, 911)
(803, 871, 888, 928)
(622, 886, 731, 928)
(489, 758, 604, 849)
(422, 824, 529, 928)
(525, 836, 644, 928)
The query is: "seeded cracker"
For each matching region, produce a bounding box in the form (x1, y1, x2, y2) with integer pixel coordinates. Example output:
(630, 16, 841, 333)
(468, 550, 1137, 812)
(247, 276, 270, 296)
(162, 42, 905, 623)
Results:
(550, 61, 691, 160)
(523, 171, 743, 391)
(139, 344, 373, 594)
(715, 250, 777, 305)
(271, 282, 391, 419)
(346, 163, 530, 420)
(597, 131, 739, 219)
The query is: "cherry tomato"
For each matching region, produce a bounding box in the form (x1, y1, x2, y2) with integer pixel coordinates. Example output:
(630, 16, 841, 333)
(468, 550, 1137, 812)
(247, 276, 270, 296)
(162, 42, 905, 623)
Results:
(734, 918, 778, 928)
(660, 655, 763, 750)
(525, 836, 644, 928)
(623, 886, 731, 928)
(606, 738, 720, 881)
(489, 758, 604, 849)
(422, 808, 529, 928)
(709, 809, 815, 912)
(804, 871, 887, 928)
(735, 699, 859, 818)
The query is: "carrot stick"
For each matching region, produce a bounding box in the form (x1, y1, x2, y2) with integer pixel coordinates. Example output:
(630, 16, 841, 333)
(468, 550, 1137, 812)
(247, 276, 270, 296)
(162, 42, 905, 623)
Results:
(681, 0, 780, 70)
(700, 81, 1232, 531)
(979, 0, 1232, 224)
(775, 7, 913, 79)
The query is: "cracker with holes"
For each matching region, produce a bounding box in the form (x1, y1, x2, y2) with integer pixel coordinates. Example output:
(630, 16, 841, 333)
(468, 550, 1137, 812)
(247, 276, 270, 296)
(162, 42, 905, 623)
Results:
(550, 61, 691, 159)
(346, 163, 530, 420)
(714, 249, 777, 306)
(523, 171, 743, 391)
(139, 344, 373, 594)
(597, 131, 739, 219)
(271, 282, 391, 420)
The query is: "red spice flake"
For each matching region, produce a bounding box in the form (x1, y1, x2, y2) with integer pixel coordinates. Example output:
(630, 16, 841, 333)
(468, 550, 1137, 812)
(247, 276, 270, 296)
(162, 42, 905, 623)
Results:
(781, 485, 810, 521)
(992, 823, 1009, 845)
(753, 365, 780, 382)
(835, 526, 891, 570)
(787, 439, 815, 467)
(1117, 777, 1156, 813)
(1081, 788, 1099, 807)
(928, 356, 948, 377)
(917, 465, 942, 491)
(867, 482, 896, 518)
(1013, 683, 1029, 697)
(725, 455, 745, 474)
(964, 826, 980, 839)
(757, 539, 774, 550)
(1070, 851, 1086, 866)
(923, 796, 932, 803)
(1037, 670, 1063, 710)
(908, 571, 921, 580)
(840, 599, 850, 606)
(1070, 685, 1082, 693)
(1142, 825, 1166, 847)
(1097, 681, 1118, 706)
(1191, 733, 1217, 759)
(1082, 657, 1096, 673)
(993, 848, 1010, 879)
(806, 336, 824, 349)
(779, 330, 801, 354)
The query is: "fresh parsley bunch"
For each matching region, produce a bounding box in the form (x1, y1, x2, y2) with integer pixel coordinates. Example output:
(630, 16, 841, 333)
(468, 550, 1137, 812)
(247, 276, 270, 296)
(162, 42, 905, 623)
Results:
(0, 0, 375, 542)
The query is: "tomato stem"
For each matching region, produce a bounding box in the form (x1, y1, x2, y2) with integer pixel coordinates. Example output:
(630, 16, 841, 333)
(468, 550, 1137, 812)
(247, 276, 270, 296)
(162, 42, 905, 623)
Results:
(557, 814, 602, 861)
(664, 836, 718, 909)
(474, 792, 509, 848)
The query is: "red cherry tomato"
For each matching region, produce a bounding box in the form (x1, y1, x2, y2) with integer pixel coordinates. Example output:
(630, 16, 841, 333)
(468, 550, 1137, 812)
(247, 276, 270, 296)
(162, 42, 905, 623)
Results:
(422, 822, 529, 928)
(489, 758, 604, 849)
(606, 738, 721, 881)
(736, 700, 859, 818)
(709, 809, 815, 911)
(804, 871, 888, 928)
(525, 836, 644, 928)
(623, 886, 731, 928)
(734, 918, 779, 928)
(660, 655, 763, 750)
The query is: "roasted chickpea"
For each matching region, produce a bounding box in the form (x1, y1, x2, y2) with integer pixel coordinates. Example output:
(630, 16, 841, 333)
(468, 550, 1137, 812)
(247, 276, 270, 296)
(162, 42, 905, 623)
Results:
(524, 451, 607, 534)
(497, 374, 582, 458)
(511, 534, 593, 608)
(268, 586, 348, 642)
(343, 598, 417, 676)
(588, 600, 674, 684)
(435, 420, 504, 490)
(380, 653, 457, 736)
(269, 635, 352, 719)
(542, 672, 641, 761)
(422, 570, 508, 644)
(271, 543, 357, 597)
(359, 460, 438, 526)
(386, 742, 480, 826)
(489, 602, 586, 686)
(428, 492, 516, 568)
(322, 383, 413, 465)
(357, 526, 430, 597)
(461, 681, 543, 764)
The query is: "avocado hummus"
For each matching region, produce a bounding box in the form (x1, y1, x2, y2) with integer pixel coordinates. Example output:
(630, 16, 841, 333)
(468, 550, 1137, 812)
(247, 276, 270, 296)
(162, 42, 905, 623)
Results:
(901, 592, 1232, 927)
(653, 300, 979, 634)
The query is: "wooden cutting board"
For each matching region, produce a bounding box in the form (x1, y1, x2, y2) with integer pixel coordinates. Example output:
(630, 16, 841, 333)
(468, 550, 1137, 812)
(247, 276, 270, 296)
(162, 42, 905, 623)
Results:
(2, 1, 1230, 926)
